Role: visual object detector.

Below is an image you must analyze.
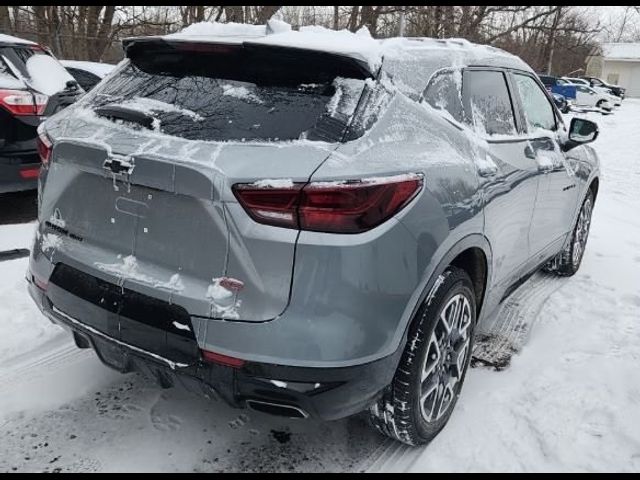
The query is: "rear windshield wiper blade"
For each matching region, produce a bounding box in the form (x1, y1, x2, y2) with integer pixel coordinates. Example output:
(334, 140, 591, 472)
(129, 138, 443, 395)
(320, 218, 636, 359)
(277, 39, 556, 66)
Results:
(95, 105, 156, 130)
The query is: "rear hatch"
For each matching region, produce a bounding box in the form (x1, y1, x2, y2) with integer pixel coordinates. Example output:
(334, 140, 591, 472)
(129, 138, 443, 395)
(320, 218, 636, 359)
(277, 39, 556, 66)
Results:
(39, 38, 372, 331)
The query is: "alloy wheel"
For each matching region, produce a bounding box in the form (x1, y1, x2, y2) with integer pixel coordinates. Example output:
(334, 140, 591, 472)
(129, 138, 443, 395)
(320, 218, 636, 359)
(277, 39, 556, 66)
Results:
(572, 197, 593, 267)
(420, 294, 472, 423)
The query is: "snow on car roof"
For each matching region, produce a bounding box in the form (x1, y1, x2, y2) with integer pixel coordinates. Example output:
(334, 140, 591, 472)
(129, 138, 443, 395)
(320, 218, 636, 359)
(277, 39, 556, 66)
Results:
(163, 20, 382, 70)
(151, 20, 525, 74)
(60, 60, 115, 78)
(167, 20, 272, 39)
(0, 33, 36, 45)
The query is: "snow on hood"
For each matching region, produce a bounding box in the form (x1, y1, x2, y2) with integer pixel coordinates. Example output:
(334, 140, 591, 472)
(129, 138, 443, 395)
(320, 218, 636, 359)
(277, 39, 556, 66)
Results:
(25, 54, 76, 95)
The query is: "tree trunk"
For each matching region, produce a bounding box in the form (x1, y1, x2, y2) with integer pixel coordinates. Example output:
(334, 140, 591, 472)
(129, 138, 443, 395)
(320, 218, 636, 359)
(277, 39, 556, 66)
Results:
(546, 7, 565, 75)
(347, 6, 360, 32)
(256, 6, 281, 24)
(0, 5, 11, 34)
(94, 5, 115, 61)
(224, 6, 244, 23)
(32, 6, 49, 45)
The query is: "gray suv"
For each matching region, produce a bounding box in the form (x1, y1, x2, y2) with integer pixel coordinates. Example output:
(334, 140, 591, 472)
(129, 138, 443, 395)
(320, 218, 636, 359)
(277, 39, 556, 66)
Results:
(27, 33, 600, 446)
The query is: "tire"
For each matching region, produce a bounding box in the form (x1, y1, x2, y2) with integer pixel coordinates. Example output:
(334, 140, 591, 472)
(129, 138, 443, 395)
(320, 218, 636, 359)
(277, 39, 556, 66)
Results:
(544, 190, 594, 277)
(369, 267, 476, 446)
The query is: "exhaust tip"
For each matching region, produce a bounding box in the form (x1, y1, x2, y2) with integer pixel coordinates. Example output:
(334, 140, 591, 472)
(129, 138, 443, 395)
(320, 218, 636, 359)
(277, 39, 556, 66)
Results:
(246, 399, 308, 419)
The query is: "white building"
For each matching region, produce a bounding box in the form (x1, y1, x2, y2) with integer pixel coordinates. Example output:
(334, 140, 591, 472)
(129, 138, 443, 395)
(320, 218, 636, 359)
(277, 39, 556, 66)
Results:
(586, 43, 640, 97)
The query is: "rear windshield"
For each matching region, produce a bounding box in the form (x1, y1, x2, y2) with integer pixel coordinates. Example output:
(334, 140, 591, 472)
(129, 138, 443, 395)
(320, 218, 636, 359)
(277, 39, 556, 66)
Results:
(0, 46, 75, 95)
(83, 44, 371, 143)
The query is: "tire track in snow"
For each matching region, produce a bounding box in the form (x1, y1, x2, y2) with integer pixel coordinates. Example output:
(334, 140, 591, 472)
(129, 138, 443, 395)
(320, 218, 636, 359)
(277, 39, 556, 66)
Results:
(362, 270, 567, 472)
(472, 272, 565, 370)
(0, 334, 85, 388)
(363, 438, 424, 473)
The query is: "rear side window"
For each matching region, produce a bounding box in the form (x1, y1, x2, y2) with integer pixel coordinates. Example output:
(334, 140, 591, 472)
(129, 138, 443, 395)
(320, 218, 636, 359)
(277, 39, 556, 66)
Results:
(423, 70, 463, 123)
(67, 67, 101, 92)
(0, 46, 74, 95)
(513, 74, 556, 132)
(84, 46, 373, 143)
(0, 56, 23, 89)
(462, 70, 517, 136)
(538, 76, 554, 86)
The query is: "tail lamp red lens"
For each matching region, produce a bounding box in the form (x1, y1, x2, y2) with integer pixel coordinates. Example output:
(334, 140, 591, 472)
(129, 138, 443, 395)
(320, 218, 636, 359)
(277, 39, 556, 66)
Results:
(0, 89, 48, 116)
(233, 174, 423, 234)
(19, 167, 40, 179)
(37, 129, 53, 165)
(201, 349, 246, 368)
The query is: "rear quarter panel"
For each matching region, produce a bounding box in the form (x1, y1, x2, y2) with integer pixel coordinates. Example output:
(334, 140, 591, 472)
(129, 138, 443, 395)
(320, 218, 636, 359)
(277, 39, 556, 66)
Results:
(278, 94, 486, 364)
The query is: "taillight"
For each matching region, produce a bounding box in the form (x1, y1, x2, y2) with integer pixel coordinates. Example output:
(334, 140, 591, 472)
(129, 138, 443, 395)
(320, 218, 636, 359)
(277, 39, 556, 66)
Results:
(233, 174, 423, 234)
(37, 127, 52, 165)
(201, 349, 246, 368)
(19, 167, 40, 179)
(0, 89, 48, 116)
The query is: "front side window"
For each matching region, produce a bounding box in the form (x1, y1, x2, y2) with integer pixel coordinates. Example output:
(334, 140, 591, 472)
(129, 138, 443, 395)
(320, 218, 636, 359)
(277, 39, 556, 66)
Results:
(423, 70, 463, 123)
(513, 73, 556, 132)
(462, 70, 517, 136)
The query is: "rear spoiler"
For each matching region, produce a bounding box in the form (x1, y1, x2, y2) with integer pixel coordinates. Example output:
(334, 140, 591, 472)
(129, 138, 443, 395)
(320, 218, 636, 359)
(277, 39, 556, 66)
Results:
(121, 37, 375, 84)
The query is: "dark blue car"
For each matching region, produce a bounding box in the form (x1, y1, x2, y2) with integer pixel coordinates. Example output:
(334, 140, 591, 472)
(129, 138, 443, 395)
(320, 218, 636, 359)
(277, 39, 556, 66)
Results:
(539, 75, 577, 101)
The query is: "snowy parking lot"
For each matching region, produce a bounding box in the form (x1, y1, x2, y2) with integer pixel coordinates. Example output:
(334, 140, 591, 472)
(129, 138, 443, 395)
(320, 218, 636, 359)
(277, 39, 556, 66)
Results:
(0, 100, 639, 473)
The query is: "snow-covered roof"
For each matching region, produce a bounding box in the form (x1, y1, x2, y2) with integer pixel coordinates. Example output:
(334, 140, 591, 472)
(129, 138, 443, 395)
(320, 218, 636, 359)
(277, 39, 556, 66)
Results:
(60, 60, 115, 78)
(162, 20, 382, 70)
(167, 21, 272, 40)
(601, 43, 640, 61)
(0, 33, 36, 45)
(143, 20, 525, 74)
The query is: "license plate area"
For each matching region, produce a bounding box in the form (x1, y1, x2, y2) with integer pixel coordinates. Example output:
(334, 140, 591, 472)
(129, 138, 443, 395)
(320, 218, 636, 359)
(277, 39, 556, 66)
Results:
(49, 263, 200, 366)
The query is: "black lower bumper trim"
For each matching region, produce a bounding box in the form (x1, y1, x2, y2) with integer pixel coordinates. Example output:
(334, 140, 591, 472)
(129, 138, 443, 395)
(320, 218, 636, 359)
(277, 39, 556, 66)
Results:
(28, 275, 401, 421)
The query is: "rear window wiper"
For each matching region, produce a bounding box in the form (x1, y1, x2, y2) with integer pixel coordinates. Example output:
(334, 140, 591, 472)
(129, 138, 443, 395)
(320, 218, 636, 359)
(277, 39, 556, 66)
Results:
(95, 104, 156, 130)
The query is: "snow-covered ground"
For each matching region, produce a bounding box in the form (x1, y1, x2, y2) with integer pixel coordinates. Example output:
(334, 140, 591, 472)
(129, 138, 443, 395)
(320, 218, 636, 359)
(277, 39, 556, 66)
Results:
(0, 101, 638, 472)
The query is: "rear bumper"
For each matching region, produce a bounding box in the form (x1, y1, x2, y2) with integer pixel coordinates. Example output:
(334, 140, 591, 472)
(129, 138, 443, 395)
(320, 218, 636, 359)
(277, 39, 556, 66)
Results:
(28, 278, 398, 421)
(0, 156, 40, 193)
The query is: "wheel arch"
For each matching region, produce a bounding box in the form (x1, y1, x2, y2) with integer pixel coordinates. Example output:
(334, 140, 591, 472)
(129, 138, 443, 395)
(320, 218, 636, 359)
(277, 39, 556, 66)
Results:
(394, 234, 492, 363)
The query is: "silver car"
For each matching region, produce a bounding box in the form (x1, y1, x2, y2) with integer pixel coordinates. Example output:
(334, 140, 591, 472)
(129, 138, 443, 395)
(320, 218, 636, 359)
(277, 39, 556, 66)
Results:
(27, 32, 600, 445)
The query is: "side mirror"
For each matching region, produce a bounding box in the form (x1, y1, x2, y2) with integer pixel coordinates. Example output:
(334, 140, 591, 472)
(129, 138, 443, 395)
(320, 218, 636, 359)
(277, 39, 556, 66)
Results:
(563, 117, 599, 152)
